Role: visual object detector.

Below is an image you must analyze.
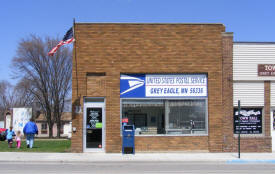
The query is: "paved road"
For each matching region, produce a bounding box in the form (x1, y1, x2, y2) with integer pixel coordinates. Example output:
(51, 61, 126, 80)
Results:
(1, 161, 275, 174)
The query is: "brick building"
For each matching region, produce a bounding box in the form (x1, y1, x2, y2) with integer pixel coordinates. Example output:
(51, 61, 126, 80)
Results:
(71, 23, 272, 153)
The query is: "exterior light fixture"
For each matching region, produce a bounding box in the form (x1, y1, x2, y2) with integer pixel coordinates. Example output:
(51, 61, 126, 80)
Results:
(75, 105, 82, 114)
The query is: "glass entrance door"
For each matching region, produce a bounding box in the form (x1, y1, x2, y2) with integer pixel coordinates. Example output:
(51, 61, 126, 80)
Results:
(86, 107, 102, 148)
(83, 101, 105, 152)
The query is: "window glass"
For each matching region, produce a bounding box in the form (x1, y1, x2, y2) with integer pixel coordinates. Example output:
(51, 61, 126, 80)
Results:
(84, 98, 104, 103)
(41, 123, 47, 129)
(166, 100, 206, 135)
(122, 100, 164, 135)
(122, 99, 207, 135)
(41, 123, 47, 134)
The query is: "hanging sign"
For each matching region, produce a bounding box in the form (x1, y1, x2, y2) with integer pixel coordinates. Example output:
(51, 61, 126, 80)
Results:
(234, 108, 262, 134)
(120, 74, 207, 98)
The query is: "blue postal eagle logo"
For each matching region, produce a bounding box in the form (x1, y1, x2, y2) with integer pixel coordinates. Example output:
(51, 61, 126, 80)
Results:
(120, 75, 145, 97)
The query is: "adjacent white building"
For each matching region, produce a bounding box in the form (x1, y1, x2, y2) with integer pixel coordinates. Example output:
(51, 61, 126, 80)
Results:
(0, 121, 4, 128)
(233, 42, 275, 151)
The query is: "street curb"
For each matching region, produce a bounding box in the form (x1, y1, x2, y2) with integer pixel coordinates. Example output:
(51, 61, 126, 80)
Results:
(0, 152, 275, 163)
(227, 160, 275, 164)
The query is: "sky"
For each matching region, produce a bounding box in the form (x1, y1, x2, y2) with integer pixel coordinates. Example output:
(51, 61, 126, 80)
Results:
(1, 0, 275, 84)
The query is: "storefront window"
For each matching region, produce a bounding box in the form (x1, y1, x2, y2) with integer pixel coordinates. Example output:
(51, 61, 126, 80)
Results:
(166, 100, 206, 135)
(121, 99, 207, 135)
(122, 100, 165, 135)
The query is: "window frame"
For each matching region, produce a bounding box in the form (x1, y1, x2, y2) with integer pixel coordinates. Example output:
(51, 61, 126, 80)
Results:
(120, 98, 208, 136)
(41, 123, 48, 134)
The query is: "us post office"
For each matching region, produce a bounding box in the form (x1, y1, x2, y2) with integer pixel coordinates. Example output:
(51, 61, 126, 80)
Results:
(71, 23, 274, 153)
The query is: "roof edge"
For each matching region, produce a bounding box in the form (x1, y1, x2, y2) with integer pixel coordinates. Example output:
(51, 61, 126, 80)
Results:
(222, 32, 233, 36)
(75, 22, 224, 25)
(234, 42, 275, 44)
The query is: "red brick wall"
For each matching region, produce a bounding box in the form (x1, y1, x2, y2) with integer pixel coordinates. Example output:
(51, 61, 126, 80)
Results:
(222, 33, 234, 152)
(72, 24, 226, 152)
(233, 137, 271, 152)
(135, 136, 209, 151)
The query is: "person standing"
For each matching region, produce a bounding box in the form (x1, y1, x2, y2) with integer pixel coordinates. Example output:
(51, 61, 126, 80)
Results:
(23, 118, 38, 148)
(6, 126, 15, 148)
(15, 130, 22, 149)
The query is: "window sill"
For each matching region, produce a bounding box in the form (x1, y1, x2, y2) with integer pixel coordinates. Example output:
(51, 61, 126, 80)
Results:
(121, 134, 208, 137)
(233, 134, 265, 137)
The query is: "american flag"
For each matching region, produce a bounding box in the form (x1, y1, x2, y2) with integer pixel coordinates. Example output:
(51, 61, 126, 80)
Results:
(48, 27, 74, 56)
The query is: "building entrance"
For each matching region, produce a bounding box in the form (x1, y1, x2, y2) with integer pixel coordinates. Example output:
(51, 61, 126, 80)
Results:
(83, 98, 105, 152)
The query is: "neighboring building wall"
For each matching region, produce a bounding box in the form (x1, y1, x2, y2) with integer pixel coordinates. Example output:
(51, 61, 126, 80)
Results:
(64, 122, 72, 138)
(271, 82, 275, 151)
(233, 43, 275, 81)
(5, 114, 11, 129)
(233, 82, 264, 106)
(36, 123, 43, 136)
(271, 82, 275, 107)
(36, 122, 71, 138)
(72, 23, 227, 152)
(233, 43, 275, 152)
(35, 112, 72, 138)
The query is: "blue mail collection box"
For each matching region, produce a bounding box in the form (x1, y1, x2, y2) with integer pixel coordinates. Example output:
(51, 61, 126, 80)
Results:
(122, 125, 135, 154)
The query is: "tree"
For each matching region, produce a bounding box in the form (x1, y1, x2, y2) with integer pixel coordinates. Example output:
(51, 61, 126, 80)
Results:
(13, 79, 36, 107)
(0, 81, 14, 120)
(12, 35, 72, 138)
(0, 80, 34, 120)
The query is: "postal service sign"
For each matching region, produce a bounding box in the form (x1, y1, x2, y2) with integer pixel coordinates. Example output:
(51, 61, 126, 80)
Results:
(120, 74, 207, 98)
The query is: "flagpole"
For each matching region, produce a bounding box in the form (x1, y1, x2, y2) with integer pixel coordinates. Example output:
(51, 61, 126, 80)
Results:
(73, 18, 79, 99)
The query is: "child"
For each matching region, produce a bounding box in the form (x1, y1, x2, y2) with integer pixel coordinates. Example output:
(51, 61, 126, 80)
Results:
(6, 126, 15, 148)
(15, 130, 22, 149)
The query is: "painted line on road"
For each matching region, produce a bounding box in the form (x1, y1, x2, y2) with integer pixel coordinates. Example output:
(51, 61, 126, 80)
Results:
(227, 160, 275, 164)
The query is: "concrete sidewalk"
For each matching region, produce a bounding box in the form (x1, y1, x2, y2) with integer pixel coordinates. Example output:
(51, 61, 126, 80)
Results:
(0, 152, 275, 163)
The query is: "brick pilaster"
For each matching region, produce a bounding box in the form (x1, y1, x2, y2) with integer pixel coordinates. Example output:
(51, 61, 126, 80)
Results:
(264, 81, 271, 136)
(221, 32, 234, 152)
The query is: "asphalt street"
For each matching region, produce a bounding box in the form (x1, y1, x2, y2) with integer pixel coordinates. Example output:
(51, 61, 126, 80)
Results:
(1, 161, 275, 174)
